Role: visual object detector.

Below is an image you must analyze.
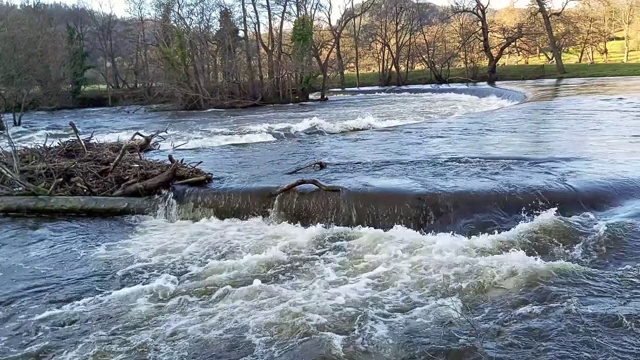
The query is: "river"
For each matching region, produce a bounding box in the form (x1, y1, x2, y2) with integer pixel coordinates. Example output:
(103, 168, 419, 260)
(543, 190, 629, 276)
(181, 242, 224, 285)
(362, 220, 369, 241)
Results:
(1, 77, 640, 359)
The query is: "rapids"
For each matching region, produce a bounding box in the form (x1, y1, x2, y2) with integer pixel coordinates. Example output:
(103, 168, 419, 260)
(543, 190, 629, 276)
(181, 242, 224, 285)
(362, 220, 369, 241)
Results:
(2, 79, 640, 359)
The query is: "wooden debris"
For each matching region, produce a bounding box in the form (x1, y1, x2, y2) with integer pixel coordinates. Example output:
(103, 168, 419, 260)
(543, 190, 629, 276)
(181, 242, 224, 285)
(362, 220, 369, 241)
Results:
(272, 179, 342, 196)
(285, 161, 327, 175)
(69, 121, 87, 155)
(173, 175, 213, 186)
(0, 196, 156, 216)
(113, 162, 178, 197)
(0, 124, 212, 197)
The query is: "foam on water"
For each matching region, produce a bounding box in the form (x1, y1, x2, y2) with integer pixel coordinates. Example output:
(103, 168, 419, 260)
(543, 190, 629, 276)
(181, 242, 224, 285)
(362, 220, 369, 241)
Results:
(1, 92, 515, 151)
(159, 93, 513, 149)
(32, 208, 580, 358)
(243, 114, 418, 134)
(166, 133, 278, 149)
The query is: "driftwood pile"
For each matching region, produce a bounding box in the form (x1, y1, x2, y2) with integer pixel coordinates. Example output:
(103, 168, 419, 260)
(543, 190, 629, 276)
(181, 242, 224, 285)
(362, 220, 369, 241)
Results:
(0, 122, 212, 197)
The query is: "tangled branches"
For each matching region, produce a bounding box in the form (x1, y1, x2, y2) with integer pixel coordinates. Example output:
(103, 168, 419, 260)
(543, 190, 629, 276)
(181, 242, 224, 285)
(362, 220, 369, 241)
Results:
(0, 122, 212, 197)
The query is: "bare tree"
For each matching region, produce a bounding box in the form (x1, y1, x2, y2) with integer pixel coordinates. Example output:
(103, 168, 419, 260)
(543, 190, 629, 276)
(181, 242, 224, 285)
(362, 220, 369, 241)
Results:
(0, 2, 67, 125)
(571, 1, 600, 63)
(530, 0, 572, 74)
(90, 2, 124, 105)
(616, 0, 638, 62)
(415, 7, 464, 83)
(331, 0, 373, 88)
(592, 0, 616, 62)
(312, 0, 372, 98)
(126, 0, 154, 93)
(240, 0, 258, 99)
(351, 0, 364, 87)
(452, 0, 524, 83)
(364, 0, 418, 86)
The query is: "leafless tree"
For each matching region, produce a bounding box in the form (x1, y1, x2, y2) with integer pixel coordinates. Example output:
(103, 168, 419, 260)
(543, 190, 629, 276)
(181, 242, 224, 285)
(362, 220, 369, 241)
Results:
(0, 2, 67, 125)
(615, 0, 638, 62)
(530, 0, 572, 74)
(452, 0, 525, 83)
(312, 0, 373, 96)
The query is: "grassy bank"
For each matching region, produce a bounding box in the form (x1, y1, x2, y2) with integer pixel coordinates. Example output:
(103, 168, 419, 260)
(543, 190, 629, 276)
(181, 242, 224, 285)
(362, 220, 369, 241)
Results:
(328, 63, 640, 89)
(69, 62, 640, 110)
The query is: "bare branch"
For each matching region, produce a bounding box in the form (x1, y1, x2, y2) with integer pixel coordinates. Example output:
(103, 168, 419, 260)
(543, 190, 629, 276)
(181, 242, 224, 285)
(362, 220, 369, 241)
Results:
(272, 179, 342, 196)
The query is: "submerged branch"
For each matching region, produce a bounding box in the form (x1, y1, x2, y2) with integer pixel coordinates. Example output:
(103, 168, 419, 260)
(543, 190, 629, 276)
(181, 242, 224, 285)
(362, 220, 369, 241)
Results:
(272, 179, 342, 196)
(285, 161, 327, 175)
(173, 175, 213, 186)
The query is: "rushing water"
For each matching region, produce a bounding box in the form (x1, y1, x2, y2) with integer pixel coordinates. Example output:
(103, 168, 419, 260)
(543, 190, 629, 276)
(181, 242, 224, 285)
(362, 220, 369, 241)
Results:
(2, 78, 640, 359)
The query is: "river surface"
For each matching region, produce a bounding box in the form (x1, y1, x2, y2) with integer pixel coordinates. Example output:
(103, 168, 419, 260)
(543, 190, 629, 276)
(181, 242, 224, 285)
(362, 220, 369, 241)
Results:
(2, 77, 640, 359)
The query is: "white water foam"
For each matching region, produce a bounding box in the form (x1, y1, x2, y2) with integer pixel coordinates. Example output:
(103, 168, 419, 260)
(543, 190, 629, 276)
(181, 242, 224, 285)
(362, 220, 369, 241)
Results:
(243, 114, 418, 134)
(162, 93, 514, 149)
(35, 209, 579, 358)
(1, 92, 515, 151)
(164, 133, 277, 150)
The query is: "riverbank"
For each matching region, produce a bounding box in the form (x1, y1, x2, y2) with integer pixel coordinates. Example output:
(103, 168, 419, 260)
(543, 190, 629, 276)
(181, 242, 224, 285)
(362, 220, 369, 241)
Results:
(18, 63, 640, 114)
(333, 63, 640, 88)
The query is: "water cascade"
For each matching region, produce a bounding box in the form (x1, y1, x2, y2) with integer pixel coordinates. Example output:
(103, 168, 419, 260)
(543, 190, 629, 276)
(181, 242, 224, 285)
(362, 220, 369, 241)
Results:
(164, 180, 640, 235)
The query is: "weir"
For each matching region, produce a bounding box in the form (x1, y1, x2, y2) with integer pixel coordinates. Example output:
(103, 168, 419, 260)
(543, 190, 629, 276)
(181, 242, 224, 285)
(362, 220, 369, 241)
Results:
(326, 84, 528, 103)
(167, 181, 640, 234)
(1, 181, 638, 234)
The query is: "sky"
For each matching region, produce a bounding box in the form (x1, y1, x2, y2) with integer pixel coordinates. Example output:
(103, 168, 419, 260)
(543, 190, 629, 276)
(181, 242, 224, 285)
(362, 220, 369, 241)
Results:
(48, 0, 525, 18)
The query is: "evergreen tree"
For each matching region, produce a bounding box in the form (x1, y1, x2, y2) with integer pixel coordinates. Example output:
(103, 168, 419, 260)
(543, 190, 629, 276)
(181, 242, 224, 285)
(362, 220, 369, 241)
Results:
(65, 24, 91, 104)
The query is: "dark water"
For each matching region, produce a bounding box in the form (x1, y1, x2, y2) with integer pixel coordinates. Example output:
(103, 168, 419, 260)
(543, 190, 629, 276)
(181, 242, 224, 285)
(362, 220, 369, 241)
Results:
(2, 78, 640, 359)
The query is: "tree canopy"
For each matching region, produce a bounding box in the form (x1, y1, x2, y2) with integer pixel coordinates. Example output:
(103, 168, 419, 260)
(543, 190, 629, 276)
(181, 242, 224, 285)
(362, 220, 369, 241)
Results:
(0, 0, 637, 114)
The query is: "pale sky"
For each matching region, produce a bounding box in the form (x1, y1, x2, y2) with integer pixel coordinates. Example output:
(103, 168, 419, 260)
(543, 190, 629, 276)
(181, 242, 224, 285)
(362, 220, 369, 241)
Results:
(48, 0, 525, 18)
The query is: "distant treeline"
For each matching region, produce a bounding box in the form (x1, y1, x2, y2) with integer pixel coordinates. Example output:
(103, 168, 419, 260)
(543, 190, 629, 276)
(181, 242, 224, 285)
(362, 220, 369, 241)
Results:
(0, 0, 637, 121)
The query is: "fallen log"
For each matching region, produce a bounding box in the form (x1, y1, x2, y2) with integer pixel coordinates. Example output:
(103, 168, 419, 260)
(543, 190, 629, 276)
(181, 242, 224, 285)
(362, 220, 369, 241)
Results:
(0, 196, 157, 216)
(272, 179, 342, 196)
(112, 162, 178, 197)
(173, 175, 213, 186)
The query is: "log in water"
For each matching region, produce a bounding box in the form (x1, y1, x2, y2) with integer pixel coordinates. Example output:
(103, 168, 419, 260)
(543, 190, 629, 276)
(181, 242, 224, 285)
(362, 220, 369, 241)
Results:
(0, 196, 157, 216)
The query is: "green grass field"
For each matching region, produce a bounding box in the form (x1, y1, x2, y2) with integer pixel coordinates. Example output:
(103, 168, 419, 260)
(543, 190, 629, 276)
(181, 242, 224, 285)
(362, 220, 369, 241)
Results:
(525, 40, 640, 65)
(328, 62, 640, 89)
(326, 36, 640, 88)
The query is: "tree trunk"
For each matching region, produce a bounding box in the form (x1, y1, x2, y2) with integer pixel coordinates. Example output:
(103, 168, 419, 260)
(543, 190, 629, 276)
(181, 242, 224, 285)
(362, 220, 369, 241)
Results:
(320, 71, 328, 100)
(624, 24, 631, 63)
(241, 0, 256, 98)
(393, 58, 402, 86)
(336, 37, 346, 89)
(352, 0, 361, 88)
(578, 40, 587, 63)
(535, 0, 565, 74)
(255, 30, 264, 88)
(0, 196, 156, 216)
(487, 61, 498, 84)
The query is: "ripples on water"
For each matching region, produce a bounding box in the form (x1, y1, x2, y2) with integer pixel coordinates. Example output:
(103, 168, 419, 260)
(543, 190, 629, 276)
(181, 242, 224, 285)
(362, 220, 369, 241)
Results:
(2, 79, 640, 359)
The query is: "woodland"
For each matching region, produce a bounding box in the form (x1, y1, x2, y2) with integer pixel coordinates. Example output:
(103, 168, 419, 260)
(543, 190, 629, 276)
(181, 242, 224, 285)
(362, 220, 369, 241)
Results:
(0, 0, 638, 119)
